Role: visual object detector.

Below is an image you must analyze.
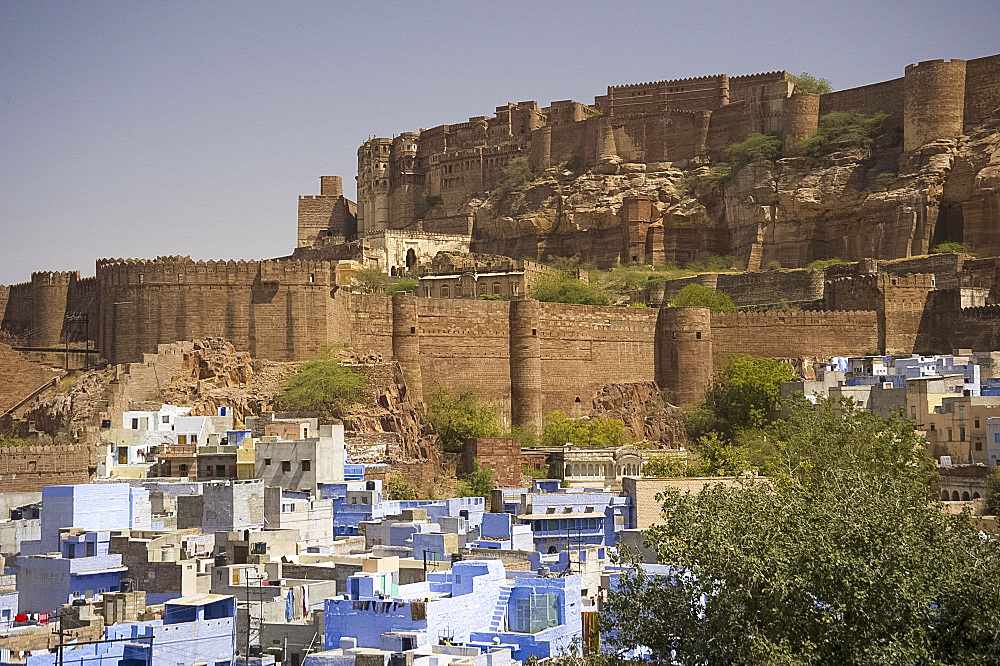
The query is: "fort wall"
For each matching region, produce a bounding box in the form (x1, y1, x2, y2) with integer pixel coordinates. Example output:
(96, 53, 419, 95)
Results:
(710, 310, 879, 368)
(0, 443, 92, 493)
(964, 53, 1000, 129)
(819, 77, 905, 130)
(904, 59, 966, 152)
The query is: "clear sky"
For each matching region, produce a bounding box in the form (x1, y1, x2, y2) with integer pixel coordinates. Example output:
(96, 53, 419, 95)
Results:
(1, 1, 998, 284)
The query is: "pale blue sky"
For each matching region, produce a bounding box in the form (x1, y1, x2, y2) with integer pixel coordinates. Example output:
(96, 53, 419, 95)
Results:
(1, 1, 998, 283)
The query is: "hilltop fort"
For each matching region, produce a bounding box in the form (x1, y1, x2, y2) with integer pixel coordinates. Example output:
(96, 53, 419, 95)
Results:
(2, 53, 1000, 440)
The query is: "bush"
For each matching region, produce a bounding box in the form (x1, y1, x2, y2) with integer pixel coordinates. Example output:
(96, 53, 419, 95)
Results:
(351, 267, 390, 294)
(521, 462, 549, 480)
(492, 156, 533, 198)
(530, 274, 610, 306)
(931, 241, 973, 256)
(384, 474, 418, 500)
(668, 284, 737, 312)
(481, 294, 502, 301)
(458, 459, 495, 499)
(688, 163, 733, 193)
(426, 389, 502, 453)
(789, 71, 832, 95)
(510, 424, 537, 448)
(422, 195, 442, 216)
(799, 110, 888, 157)
(279, 348, 364, 417)
(685, 255, 737, 272)
(765, 260, 782, 271)
(724, 132, 783, 173)
(643, 455, 688, 478)
(807, 258, 846, 270)
(386, 278, 418, 296)
(541, 411, 629, 448)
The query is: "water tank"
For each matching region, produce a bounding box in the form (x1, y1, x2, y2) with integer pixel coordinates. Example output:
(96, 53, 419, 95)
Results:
(537, 566, 550, 577)
(366, 480, 377, 491)
(214, 553, 228, 568)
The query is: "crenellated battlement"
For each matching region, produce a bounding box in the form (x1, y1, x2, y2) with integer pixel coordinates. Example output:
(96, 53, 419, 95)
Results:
(259, 258, 335, 285)
(712, 309, 877, 325)
(30, 270, 79, 285)
(96, 256, 260, 286)
(607, 73, 727, 91)
(958, 304, 1000, 319)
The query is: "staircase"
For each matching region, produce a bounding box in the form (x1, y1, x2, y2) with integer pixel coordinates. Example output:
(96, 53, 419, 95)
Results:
(488, 584, 512, 632)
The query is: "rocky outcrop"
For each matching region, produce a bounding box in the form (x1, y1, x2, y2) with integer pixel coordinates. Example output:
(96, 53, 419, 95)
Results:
(469, 115, 1000, 269)
(589, 382, 687, 448)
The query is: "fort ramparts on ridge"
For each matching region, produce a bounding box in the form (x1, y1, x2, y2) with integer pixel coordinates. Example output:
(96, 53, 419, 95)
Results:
(4, 53, 1000, 435)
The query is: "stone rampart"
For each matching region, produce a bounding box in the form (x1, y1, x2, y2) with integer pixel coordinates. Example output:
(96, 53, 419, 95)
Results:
(0, 443, 92, 492)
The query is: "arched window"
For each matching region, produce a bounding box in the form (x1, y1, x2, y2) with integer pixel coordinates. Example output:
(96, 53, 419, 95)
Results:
(962, 491, 971, 501)
(478, 283, 487, 296)
(973, 492, 981, 499)
(952, 491, 961, 501)
(405, 248, 417, 269)
(440, 285, 450, 298)
(941, 490, 950, 501)
(493, 283, 502, 295)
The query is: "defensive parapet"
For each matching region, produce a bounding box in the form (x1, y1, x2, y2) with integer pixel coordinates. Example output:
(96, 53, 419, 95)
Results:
(655, 307, 713, 405)
(904, 59, 967, 151)
(783, 94, 820, 157)
(509, 299, 542, 434)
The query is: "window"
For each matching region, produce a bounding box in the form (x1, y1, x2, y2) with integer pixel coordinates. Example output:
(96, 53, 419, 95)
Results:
(948, 428, 953, 441)
(493, 283, 501, 295)
(191, 434, 198, 444)
(961, 427, 966, 441)
(440, 286, 450, 298)
(976, 441, 983, 451)
(162, 416, 169, 424)
(696, 332, 702, 340)
(179, 464, 188, 473)
(216, 465, 226, 476)
(976, 419, 981, 429)
(302, 460, 311, 471)
(910, 406, 917, 419)
(514, 593, 559, 633)
(264, 458, 272, 466)
(131, 419, 139, 429)
(282, 461, 292, 472)
(478, 284, 487, 296)
(86, 542, 95, 557)
(178, 434, 187, 445)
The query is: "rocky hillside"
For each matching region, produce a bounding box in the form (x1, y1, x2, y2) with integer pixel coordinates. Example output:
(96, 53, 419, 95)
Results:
(469, 114, 1000, 269)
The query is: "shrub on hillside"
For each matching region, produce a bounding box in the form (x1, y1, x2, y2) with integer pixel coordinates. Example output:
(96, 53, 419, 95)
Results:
(931, 241, 973, 256)
(799, 110, 888, 157)
(807, 258, 846, 270)
(426, 389, 502, 453)
(530, 274, 610, 306)
(279, 348, 364, 417)
(789, 71, 833, 95)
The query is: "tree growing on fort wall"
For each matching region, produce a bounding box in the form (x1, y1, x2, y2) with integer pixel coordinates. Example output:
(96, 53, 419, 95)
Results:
(351, 267, 418, 295)
(789, 71, 832, 95)
(278, 348, 364, 417)
(492, 156, 535, 200)
(530, 273, 610, 306)
(384, 474, 419, 501)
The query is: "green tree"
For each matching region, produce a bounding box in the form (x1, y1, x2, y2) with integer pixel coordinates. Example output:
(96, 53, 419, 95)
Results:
(386, 278, 418, 295)
(806, 257, 846, 270)
(458, 459, 495, 499)
(799, 110, 888, 157)
(278, 348, 364, 417)
(541, 411, 628, 448)
(789, 71, 833, 95)
(688, 431, 753, 476)
(931, 241, 974, 256)
(642, 455, 687, 478)
(601, 402, 993, 665)
(704, 354, 797, 434)
(384, 474, 418, 500)
(426, 389, 502, 453)
(668, 284, 737, 312)
(521, 462, 549, 480)
(530, 274, 610, 306)
(724, 132, 783, 174)
(351, 267, 391, 294)
(492, 156, 534, 198)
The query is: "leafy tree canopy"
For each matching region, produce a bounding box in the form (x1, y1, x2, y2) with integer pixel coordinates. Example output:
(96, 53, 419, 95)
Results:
(541, 411, 629, 448)
(668, 284, 737, 312)
(799, 110, 889, 157)
(426, 389, 502, 453)
(351, 268, 417, 295)
(492, 156, 534, 197)
(279, 348, 364, 417)
(641, 455, 687, 478)
(806, 257, 846, 270)
(530, 274, 610, 306)
(724, 132, 783, 173)
(790, 71, 833, 95)
(600, 400, 991, 666)
(703, 354, 797, 435)
(931, 241, 974, 256)
(458, 458, 495, 499)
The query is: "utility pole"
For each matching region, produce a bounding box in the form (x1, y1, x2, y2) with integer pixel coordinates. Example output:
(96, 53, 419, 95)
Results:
(283, 633, 288, 666)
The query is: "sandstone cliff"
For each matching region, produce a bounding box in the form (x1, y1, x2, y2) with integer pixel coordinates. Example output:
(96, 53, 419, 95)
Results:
(469, 115, 1000, 269)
